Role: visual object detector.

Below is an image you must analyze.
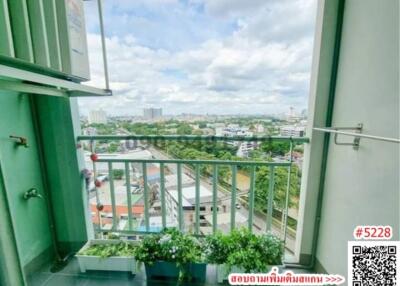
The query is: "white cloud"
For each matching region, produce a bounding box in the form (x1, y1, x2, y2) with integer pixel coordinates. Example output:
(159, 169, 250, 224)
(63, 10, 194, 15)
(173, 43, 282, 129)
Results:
(79, 0, 317, 116)
(202, 0, 271, 18)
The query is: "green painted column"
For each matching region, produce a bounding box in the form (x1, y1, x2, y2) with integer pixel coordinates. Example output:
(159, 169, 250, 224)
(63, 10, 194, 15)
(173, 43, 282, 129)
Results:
(33, 96, 88, 255)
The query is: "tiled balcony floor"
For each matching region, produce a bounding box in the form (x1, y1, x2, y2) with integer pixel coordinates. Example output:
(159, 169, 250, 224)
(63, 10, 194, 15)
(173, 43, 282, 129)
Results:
(27, 258, 312, 286)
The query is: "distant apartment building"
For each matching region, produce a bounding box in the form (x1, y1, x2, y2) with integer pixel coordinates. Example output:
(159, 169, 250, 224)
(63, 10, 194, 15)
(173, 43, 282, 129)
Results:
(215, 126, 256, 157)
(236, 142, 257, 158)
(143, 108, 162, 120)
(165, 186, 226, 232)
(286, 106, 302, 123)
(215, 126, 253, 137)
(280, 125, 305, 137)
(88, 109, 107, 124)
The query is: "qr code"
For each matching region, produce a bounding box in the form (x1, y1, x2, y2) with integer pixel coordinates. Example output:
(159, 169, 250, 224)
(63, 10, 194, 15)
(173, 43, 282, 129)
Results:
(349, 241, 399, 286)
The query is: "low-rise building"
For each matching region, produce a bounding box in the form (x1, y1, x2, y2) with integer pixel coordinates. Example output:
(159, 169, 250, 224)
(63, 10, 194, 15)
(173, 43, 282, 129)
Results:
(280, 125, 305, 137)
(164, 173, 194, 189)
(165, 185, 226, 231)
(216, 126, 253, 137)
(90, 185, 144, 227)
(84, 150, 153, 173)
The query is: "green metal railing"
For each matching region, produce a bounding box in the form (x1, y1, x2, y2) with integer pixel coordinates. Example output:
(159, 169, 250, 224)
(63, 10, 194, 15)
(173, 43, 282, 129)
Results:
(77, 135, 309, 250)
(77, 134, 310, 143)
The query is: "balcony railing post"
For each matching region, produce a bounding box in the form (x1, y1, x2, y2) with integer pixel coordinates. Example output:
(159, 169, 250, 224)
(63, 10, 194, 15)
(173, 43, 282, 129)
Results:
(177, 163, 183, 231)
(230, 165, 237, 231)
(124, 162, 132, 230)
(142, 162, 150, 232)
(160, 162, 166, 229)
(195, 164, 200, 235)
(107, 162, 117, 231)
(248, 166, 256, 232)
(266, 166, 275, 231)
(282, 141, 293, 241)
(212, 165, 218, 233)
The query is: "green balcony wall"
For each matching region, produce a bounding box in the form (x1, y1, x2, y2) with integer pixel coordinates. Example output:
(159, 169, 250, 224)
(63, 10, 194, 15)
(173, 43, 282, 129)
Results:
(0, 89, 88, 285)
(33, 96, 88, 255)
(0, 91, 53, 270)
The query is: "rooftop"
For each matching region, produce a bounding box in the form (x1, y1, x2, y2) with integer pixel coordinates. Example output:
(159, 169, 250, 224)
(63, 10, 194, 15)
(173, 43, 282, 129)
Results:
(164, 173, 194, 189)
(90, 184, 144, 206)
(84, 150, 153, 172)
(167, 185, 213, 205)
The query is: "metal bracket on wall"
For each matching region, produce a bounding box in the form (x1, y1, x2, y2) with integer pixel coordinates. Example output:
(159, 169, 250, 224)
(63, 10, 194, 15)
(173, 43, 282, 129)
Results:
(314, 124, 363, 150)
(314, 124, 400, 147)
(333, 123, 363, 150)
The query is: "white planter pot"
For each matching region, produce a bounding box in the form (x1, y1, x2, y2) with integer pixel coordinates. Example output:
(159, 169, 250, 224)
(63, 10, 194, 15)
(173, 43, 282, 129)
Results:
(217, 264, 276, 283)
(76, 239, 137, 274)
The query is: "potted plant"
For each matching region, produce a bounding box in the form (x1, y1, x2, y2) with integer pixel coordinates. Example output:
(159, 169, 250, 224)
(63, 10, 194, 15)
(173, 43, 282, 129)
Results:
(76, 239, 137, 274)
(134, 228, 207, 282)
(204, 228, 283, 283)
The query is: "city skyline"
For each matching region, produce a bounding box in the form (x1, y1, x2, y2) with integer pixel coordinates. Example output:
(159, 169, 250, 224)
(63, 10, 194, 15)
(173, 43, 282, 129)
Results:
(78, 0, 317, 116)
(83, 106, 308, 119)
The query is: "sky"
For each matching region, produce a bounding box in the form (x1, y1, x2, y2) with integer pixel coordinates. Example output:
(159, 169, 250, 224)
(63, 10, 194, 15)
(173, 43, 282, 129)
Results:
(78, 0, 318, 116)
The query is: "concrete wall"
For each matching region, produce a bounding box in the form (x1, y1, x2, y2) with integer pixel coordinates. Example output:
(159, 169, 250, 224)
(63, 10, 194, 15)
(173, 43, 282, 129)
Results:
(0, 91, 89, 285)
(315, 0, 399, 276)
(0, 92, 53, 270)
(296, 0, 342, 264)
(34, 96, 88, 254)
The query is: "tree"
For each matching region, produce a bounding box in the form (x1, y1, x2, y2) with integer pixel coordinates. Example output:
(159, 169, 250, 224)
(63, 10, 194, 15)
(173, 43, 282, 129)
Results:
(177, 124, 193, 135)
(192, 129, 203, 136)
(112, 169, 124, 180)
(107, 142, 119, 153)
(260, 141, 290, 156)
(254, 165, 300, 213)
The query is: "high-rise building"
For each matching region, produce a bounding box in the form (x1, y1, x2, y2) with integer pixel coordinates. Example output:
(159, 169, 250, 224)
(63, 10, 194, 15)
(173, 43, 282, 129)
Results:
(143, 108, 162, 120)
(287, 106, 301, 122)
(88, 109, 107, 124)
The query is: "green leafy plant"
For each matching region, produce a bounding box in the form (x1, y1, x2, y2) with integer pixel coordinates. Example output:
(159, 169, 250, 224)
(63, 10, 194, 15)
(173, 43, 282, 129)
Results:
(79, 241, 136, 258)
(205, 228, 283, 273)
(134, 228, 204, 280)
(204, 231, 232, 264)
(134, 228, 204, 264)
(112, 169, 124, 180)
